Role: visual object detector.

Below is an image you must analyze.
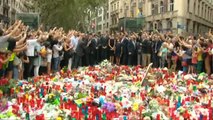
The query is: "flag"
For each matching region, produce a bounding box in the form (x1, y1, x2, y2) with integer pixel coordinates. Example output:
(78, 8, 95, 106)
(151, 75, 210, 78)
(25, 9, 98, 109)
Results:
(137, 8, 143, 17)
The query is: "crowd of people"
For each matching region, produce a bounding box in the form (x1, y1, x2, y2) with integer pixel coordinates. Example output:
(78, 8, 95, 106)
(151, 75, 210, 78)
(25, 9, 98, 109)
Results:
(0, 20, 212, 80)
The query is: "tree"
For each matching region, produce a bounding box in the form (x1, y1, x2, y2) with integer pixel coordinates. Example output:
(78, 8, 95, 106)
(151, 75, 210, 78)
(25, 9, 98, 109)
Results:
(33, 0, 106, 32)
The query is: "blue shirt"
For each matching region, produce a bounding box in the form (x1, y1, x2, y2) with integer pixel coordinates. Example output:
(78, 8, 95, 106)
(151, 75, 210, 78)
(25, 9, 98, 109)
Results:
(71, 36, 78, 51)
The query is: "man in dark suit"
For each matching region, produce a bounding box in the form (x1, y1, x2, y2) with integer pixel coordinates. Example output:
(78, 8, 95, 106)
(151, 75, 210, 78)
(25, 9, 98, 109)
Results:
(136, 34, 143, 66)
(127, 35, 137, 66)
(100, 34, 108, 61)
(121, 33, 129, 65)
(142, 34, 152, 67)
(152, 35, 163, 68)
(89, 34, 99, 66)
(83, 34, 92, 66)
(72, 34, 86, 69)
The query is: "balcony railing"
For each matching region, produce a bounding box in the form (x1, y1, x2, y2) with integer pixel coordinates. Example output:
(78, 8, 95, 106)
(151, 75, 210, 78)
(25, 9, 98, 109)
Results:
(146, 10, 178, 21)
(138, 2, 143, 9)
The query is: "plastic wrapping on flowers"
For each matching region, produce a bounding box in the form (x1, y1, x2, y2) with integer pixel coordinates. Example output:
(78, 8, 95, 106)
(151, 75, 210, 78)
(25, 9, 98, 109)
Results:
(0, 60, 213, 120)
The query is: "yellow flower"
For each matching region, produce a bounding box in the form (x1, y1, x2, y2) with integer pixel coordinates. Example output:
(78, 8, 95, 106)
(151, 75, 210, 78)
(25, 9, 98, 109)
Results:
(56, 117, 62, 120)
(25, 94, 29, 100)
(132, 102, 139, 111)
(49, 93, 55, 99)
(75, 99, 83, 106)
(15, 88, 19, 93)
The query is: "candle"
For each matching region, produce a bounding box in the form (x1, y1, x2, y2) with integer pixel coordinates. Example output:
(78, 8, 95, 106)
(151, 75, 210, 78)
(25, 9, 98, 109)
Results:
(156, 114, 160, 120)
(209, 108, 213, 120)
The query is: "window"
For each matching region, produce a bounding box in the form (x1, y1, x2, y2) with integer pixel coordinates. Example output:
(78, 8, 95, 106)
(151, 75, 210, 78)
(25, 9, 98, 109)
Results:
(194, 1, 196, 13)
(151, 4, 155, 15)
(98, 16, 102, 22)
(149, 22, 153, 30)
(98, 9, 102, 15)
(201, 3, 204, 17)
(158, 22, 163, 30)
(198, 3, 200, 16)
(187, 0, 190, 12)
(186, 19, 190, 32)
(117, 2, 119, 9)
(167, 20, 173, 29)
(206, 6, 208, 19)
(193, 21, 196, 33)
(98, 25, 102, 30)
(170, 0, 174, 11)
(160, 1, 164, 13)
(154, 23, 157, 29)
(114, 3, 116, 10)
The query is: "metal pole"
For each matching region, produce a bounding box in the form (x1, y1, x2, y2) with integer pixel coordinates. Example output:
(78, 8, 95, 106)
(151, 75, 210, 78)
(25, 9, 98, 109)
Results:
(124, 7, 127, 32)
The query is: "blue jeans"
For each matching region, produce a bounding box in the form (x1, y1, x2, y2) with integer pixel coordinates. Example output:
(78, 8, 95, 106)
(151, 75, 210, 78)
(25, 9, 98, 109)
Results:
(13, 67, 19, 80)
(53, 57, 60, 72)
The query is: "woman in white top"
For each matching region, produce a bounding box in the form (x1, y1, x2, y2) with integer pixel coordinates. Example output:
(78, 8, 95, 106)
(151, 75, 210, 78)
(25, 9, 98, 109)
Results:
(52, 41, 63, 72)
(46, 44, 52, 74)
(166, 38, 174, 69)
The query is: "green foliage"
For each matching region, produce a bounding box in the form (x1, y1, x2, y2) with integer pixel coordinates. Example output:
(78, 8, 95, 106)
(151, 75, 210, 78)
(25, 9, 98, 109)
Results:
(33, 0, 106, 31)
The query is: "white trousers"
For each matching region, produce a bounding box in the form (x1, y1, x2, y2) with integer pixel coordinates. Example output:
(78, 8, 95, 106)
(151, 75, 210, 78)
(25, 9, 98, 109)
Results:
(34, 66, 40, 77)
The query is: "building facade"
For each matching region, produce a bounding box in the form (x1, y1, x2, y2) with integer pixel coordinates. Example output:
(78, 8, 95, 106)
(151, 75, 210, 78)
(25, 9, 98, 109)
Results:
(0, 0, 35, 26)
(88, 3, 110, 34)
(109, 0, 144, 32)
(0, 0, 10, 25)
(144, 0, 213, 35)
(96, 6, 110, 33)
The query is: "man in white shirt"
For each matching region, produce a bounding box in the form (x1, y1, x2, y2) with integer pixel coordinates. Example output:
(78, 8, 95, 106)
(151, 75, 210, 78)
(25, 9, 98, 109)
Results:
(25, 33, 49, 77)
(69, 32, 79, 70)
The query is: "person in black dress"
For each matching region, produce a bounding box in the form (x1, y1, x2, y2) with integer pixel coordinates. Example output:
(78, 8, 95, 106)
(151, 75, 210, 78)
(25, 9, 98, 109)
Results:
(63, 37, 73, 68)
(108, 34, 115, 64)
(115, 36, 122, 65)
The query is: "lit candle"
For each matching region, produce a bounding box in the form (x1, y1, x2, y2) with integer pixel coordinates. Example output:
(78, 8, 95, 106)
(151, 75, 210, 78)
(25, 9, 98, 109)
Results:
(156, 114, 161, 120)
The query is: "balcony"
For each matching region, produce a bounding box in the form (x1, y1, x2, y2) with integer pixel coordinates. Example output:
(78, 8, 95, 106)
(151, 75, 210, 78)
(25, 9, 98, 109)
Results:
(138, 2, 143, 9)
(110, 23, 118, 28)
(111, 9, 119, 15)
(146, 10, 178, 21)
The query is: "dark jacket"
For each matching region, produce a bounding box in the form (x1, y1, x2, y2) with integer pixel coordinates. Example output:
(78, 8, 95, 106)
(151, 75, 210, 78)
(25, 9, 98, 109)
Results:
(127, 40, 136, 55)
(90, 38, 98, 54)
(136, 38, 143, 54)
(76, 39, 85, 57)
(152, 40, 163, 53)
(142, 39, 152, 54)
(121, 37, 129, 54)
(100, 36, 108, 48)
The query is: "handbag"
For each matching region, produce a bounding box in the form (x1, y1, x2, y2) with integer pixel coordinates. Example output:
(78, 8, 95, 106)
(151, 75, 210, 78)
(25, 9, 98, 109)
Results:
(157, 51, 162, 57)
(13, 56, 21, 66)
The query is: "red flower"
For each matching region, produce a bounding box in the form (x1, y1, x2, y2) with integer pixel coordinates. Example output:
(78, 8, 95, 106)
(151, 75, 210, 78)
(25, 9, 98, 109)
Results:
(36, 114, 45, 120)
